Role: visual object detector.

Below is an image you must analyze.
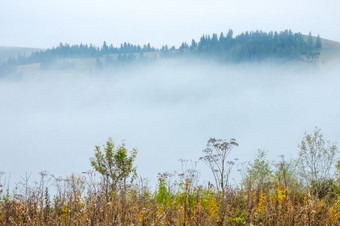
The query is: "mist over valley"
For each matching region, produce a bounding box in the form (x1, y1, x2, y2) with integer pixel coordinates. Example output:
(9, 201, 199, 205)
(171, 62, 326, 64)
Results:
(1, 56, 339, 184)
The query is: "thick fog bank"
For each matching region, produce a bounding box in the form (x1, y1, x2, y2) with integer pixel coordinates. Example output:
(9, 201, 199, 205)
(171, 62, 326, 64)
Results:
(0, 61, 339, 185)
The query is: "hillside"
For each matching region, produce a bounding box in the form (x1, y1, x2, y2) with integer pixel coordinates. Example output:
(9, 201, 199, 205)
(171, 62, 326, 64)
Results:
(319, 38, 340, 63)
(1, 32, 340, 76)
(0, 46, 41, 63)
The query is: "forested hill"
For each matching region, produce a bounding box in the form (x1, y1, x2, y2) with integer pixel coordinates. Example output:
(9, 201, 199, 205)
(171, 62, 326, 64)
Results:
(0, 30, 323, 75)
(178, 30, 321, 61)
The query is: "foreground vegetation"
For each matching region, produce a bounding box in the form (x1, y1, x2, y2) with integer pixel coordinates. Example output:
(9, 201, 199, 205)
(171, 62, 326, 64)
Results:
(1, 128, 340, 225)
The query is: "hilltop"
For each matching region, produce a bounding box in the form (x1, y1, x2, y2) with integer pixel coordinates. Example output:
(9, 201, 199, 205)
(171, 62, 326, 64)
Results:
(318, 38, 340, 63)
(1, 30, 340, 76)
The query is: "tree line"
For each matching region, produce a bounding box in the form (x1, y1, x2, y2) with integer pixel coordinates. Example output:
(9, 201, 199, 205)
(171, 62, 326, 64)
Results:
(0, 30, 322, 75)
(178, 30, 321, 62)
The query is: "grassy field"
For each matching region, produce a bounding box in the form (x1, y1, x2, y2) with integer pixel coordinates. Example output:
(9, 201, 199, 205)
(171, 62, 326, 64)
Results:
(319, 38, 340, 63)
(0, 136, 339, 225)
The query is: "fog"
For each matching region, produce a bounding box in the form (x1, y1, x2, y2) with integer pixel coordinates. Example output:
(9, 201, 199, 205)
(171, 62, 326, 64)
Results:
(1, 61, 340, 185)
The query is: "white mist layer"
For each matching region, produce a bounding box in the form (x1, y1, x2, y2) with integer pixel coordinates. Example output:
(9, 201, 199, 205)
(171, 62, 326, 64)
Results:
(0, 61, 339, 185)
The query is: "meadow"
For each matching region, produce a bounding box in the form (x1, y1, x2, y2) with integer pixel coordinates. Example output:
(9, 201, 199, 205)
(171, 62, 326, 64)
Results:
(0, 129, 339, 225)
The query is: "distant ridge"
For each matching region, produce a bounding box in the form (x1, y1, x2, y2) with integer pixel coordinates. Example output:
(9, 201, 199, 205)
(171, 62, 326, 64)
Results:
(1, 37, 340, 64)
(1, 31, 340, 76)
(0, 46, 41, 62)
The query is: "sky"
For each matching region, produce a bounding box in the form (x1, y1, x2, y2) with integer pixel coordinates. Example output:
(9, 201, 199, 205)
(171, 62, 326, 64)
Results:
(1, 0, 340, 48)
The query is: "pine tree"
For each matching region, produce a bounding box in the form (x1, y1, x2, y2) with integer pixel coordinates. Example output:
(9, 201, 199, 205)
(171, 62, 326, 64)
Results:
(307, 32, 314, 49)
(315, 35, 322, 48)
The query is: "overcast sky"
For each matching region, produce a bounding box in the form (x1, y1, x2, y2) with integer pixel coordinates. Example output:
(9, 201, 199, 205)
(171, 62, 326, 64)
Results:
(1, 0, 340, 48)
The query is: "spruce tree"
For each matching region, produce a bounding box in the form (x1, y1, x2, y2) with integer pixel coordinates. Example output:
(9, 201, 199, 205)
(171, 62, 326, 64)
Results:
(315, 35, 322, 48)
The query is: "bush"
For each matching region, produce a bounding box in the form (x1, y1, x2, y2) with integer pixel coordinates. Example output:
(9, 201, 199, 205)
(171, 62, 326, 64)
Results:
(90, 138, 137, 196)
(297, 127, 338, 196)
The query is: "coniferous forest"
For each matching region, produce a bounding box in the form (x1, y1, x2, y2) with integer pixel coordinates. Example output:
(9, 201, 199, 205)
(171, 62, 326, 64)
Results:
(0, 30, 322, 76)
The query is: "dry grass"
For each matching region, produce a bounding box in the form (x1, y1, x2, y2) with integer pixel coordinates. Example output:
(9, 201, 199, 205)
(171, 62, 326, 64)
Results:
(0, 171, 339, 225)
(1, 135, 339, 225)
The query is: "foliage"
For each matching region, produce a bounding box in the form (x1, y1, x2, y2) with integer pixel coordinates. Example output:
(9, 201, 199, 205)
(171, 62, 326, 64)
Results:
(297, 127, 338, 196)
(273, 155, 302, 194)
(90, 138, 137, 194)
(1, 165, 339, 225)
(242, 149, 273, 191)
(155, 174, 171, 207)
(336, 159, 340, 183)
